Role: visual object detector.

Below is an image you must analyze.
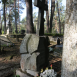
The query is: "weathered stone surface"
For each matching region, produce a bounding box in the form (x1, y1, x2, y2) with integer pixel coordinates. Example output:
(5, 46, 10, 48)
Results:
(0, 36, 9, 42)
(28, 34, 39, 53)
(20, 34, 39, 54)
(20, 34, 49, 74)
(16, 69, 33, 77)
(20, 54, 31, 71)
(0, 36, 13, 46)
(26, 69, 38, 76)
(20, 53, 40, 71)
(20, 34, 31, 53)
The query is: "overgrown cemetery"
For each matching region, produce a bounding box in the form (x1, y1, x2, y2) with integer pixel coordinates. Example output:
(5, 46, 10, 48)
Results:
(0, 0, 77, 77)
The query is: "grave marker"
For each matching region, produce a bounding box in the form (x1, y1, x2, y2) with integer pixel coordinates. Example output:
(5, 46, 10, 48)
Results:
(34, 0, 48, 35)
(16, 1, 50, 77)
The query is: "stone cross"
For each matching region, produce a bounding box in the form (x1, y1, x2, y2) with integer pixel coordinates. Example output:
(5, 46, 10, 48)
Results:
(34, 0, 48, 36)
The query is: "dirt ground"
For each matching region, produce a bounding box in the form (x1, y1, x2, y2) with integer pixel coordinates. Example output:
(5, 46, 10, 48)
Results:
(0, 37, 62, 77)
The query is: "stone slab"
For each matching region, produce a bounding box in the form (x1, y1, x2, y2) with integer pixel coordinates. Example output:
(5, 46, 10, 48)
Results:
(20, 34, 49, 72)
(28, 34, 39, 53)
(0, 36, 13, 46)
(20, 34, 39, 54)
(0, 36, 9, 42)
(20, 52, 40, 71)
(16, 69, 33, 77)
(26, 69, 38, 76)
(55, 44, 63, 48)
(20, 34, 31, 53)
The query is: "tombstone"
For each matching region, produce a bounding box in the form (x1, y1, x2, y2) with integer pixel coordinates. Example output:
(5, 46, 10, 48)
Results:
(16, 0, 49, 77)
(0, 35, 14, 47)
(34, 0, 48, 36)
(21, 30, 25, 34)
(57, 37, 60, 45)
(0, 29, 2, 35)
(16, 34, 49, 77)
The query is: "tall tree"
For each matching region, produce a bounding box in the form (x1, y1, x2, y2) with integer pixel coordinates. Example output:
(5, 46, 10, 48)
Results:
(18, 0, 20, 32)
(0, 9, 1, 28)
(25, 0, 34, 33)
(14, 0, 18, 33)
(2, 0, 8, 34)
(56, 0, 61, 34)
(61, 0, 77, 77)
(45, 0, 49, 33)
(50, 0, 55, 33)
(0, 10, 1, 34)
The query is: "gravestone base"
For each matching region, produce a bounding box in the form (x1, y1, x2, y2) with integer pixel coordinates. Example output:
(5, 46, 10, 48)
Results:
(16, 69, 34, 77)
(17, 34, 50, 76)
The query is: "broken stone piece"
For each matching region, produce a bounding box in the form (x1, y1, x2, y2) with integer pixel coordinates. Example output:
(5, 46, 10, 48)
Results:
(20, 34, 39, 54)
(20, 53, 39, 72)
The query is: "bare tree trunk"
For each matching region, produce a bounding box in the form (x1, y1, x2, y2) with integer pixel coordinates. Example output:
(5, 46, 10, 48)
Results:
(18, 0, 20, 31)
(4, 2, 6, 34)
(0, 11, 1, 34)
(0, 11, 1, 27)
(25, 0, 34, 33)
(57, 1, 61, 34)
(45, 0, 49, 33)
(61, 0, 77, 77)
(50, 0, 55, 33)
(18, 0, 20, 32)
(14, 0, 18, 33)
(55, 16, 59, 33)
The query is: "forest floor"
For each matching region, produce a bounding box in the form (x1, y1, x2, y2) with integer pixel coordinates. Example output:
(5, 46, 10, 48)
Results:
(0, 37, 62, 77)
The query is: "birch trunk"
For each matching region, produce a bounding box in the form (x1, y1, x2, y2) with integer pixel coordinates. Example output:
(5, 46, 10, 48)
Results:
(61, 0, 77, 77)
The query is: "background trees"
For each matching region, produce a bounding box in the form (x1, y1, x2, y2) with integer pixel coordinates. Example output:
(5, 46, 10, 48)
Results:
(61, 0, 77, 76)
(25, 0, 34, 33)
(0, 0, 25, 34)
(0, 0, 66, 34)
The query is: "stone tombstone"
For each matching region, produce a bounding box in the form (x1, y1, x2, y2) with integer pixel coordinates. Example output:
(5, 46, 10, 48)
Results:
(57, 37, 60, 45)
(0, 35, 14, 47)
(0, 29, 2, 34)
(18, 34, 49, 76)
(21, 30, 25, 34)
(16, 0, 49, 76)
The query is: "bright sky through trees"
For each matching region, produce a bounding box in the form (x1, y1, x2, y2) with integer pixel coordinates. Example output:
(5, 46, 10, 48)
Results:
(20, 0, 66, 21)
(0, 0, 66, 21)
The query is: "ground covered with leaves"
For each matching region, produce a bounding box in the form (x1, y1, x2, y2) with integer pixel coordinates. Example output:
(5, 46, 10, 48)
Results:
(0, 37, 62, 77)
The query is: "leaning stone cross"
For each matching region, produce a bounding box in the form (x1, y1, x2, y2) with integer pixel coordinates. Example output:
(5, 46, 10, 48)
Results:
(34, 0, 48, 35)
(16, 1, 50, 77)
